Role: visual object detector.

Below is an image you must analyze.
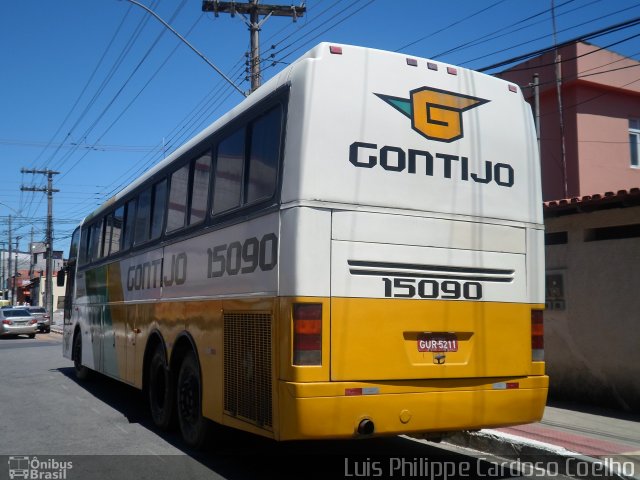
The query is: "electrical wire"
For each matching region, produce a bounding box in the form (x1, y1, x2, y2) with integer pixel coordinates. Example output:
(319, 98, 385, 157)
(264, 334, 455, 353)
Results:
(394, 0, 509, 53)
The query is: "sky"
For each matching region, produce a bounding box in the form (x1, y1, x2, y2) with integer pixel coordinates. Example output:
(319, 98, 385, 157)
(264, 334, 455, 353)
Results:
(1, 0, 639, 255)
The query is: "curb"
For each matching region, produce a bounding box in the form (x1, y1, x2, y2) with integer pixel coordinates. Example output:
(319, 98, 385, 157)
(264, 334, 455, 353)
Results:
(445, 430, 632, 480)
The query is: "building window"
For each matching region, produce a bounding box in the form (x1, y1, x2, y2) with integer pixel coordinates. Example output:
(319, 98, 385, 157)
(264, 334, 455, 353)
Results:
(630, 119, 640, 168)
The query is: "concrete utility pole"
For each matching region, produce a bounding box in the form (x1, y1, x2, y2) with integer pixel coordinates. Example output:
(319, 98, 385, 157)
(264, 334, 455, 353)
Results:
(8, 215, 12, 303)
(13, 236, 20, 304)
(20, 169, 60, 316)
(202, 0, 306, 93)
(531, 73, 541, 154)
(0, 241, 5, 300)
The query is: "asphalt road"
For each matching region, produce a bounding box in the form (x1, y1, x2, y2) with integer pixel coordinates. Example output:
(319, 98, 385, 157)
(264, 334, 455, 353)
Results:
(0, 333, 569, 480)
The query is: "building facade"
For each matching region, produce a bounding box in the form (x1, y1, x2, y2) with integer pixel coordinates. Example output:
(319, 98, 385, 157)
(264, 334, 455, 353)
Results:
(502, 44, 640, 411)
(500, 41, 640, 201)
(544, 190, 640, 411)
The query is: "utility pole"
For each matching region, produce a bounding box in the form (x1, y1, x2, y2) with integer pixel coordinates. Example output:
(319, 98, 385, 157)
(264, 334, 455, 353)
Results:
(0, 241, 5, 300)
(531, 73, 541, 154)
(29, 226, 34, 278)
(13, 236, 20, 304)
(21, 169, 60, 316)
(202, 0, 306, 93)
(8, 215, 12, 303)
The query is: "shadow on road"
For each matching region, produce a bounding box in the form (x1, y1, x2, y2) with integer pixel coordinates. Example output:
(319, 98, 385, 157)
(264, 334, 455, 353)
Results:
(55, 367, 518, 479)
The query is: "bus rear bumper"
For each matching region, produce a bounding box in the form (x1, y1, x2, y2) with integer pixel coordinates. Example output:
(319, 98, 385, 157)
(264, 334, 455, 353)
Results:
(277, 375, 548, 440)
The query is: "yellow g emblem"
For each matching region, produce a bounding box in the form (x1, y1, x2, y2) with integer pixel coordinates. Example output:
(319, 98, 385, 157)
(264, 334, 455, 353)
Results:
(376, 87, 489, 143)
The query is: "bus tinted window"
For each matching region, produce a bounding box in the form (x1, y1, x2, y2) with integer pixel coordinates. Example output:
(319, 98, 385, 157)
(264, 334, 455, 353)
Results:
(213, 127, 244, 214)
(150, 179, 167, 240)
(103, 215, 113, 257)
(90, 222, 102, 261)
(111, 206, 124, 254)
(123, 198, 137, 250)
(135, 189, 151, 245)
(79, 227, 90, 265)
(189, 153, 212, 225)
(167, 164, 189, 232)
(247, 106, 281, 203)
(69, 228, 80, 261)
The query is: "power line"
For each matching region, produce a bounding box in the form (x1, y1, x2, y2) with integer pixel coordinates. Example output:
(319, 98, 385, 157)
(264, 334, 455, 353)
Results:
(478, 15, 640, 72)
(125, 0, 245, 96)
(266, 0, 376, 68)
(394, 0, 508, 53)
(497, 30, 640, 74)
(428, 0, 587, 60)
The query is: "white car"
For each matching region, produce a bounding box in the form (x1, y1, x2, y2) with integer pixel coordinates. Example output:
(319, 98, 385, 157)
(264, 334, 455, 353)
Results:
(0, 308, 37, 338)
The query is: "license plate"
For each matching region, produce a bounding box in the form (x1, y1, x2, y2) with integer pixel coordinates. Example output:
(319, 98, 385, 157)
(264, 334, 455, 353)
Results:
(418, 333, 458, 352)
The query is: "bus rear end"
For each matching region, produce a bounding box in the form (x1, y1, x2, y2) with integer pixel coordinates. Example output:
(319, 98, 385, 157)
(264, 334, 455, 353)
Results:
(275, 44, 547, 440)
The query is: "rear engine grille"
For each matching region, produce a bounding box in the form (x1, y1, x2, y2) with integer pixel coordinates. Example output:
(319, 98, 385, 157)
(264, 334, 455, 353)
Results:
(223, 312, 273, 429)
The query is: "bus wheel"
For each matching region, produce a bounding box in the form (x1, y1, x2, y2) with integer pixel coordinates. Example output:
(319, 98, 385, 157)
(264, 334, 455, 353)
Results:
(73, 332, 90, 380)
(177, 350, 209, 448)
(148, 344, 174, 430)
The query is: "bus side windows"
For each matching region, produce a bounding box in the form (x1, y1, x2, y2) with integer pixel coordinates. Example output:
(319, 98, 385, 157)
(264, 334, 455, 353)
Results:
(167, 164, 189, 232)
(103, 215, 113, 257)
(111, 206, 124, 255)
(189, 153, 212, 225)
(213, 127, 245, 215)
(211, 104, 282, 216)
(247, 106, 281, 203)
(134, 188, 152, 245)
(90, 222, 102, 262)
(150, 179, 167, 240)
(134, 179, 167, 245)
(123, 198, 137, 250)
(69, 227, 80, 261)
(79, 226, 91, 265)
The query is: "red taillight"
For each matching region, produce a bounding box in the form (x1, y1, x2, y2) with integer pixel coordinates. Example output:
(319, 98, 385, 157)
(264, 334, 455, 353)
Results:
(531, 310, 544, 361)
(329, 45, 342, 55)
(2, 320, 12, 325)
(29, 319, 37, 325)
(293, 303, 322, 366)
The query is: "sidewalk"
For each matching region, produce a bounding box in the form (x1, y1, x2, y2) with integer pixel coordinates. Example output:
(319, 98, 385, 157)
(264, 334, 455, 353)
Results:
(50, 310, 64, 334)
(447, 401, 640, 479)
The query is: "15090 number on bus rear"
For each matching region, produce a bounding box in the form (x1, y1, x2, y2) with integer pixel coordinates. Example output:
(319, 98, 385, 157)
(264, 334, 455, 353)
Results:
(382, 277, 482, 300)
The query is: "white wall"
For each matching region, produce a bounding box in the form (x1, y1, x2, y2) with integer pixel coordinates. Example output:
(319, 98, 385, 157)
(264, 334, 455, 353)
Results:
(545, 205, 640, 411)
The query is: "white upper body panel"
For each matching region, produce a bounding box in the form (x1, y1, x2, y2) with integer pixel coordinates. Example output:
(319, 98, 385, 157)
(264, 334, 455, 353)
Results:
(281, 43, 542, 226)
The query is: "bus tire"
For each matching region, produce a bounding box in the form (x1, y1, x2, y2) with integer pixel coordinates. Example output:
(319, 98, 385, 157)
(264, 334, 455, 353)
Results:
(176, 350, 209, 448)
(148, 344, 175, 430)
(73, 331, 90, 381)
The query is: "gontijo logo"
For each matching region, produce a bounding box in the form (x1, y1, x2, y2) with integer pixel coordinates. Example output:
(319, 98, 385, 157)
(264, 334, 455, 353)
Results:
(375, 87, 489, 142)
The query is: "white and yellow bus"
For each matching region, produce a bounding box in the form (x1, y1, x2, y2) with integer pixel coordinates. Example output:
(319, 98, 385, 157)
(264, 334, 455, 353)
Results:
(62, 43, 547, 447)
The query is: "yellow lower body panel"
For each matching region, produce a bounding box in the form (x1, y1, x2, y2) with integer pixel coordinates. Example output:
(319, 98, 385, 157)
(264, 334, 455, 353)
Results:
(277, 375, 548, 440)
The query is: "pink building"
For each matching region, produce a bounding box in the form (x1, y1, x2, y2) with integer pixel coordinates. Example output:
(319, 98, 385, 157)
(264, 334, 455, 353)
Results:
(499, 41, 640, 201)
(501, 43, 640, 411)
